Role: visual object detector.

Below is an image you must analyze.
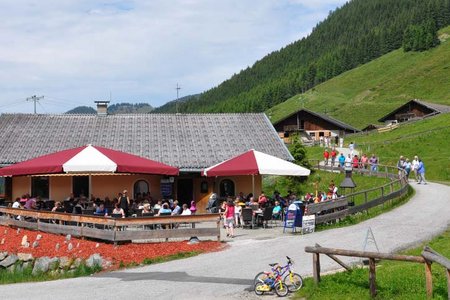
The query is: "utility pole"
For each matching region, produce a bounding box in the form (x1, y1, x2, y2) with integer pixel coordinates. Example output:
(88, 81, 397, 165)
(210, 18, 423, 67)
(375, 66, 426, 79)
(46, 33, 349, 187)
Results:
(175, 83, 181, 114)
(26, 95, 44, 114)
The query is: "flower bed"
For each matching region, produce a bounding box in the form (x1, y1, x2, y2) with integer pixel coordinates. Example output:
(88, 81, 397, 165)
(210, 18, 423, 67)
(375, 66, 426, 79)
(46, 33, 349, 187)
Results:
(0, 225, 224, 269)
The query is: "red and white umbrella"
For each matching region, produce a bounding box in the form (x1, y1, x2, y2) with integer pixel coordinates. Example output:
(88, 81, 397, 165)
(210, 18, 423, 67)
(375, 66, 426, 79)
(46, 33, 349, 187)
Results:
(0, 144, 179, 176)
(202, 149, 310, 177)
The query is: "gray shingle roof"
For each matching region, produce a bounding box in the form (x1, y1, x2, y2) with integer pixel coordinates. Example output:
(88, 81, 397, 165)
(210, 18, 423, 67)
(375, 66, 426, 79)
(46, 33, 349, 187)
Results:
(378, 99, 450, 122)
(0, 113, 293, 171)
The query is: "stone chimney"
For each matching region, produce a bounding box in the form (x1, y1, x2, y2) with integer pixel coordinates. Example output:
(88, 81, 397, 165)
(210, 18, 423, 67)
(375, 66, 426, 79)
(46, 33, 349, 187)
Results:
(94, 101, 109, 116)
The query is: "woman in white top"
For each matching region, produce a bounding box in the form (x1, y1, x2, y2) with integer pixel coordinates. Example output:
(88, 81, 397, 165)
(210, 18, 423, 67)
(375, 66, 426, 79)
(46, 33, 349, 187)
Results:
(181, 204, 192, 215)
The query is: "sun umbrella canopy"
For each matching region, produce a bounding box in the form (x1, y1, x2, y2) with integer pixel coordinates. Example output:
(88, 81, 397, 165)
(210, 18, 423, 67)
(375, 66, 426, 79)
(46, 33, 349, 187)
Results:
(202, 149, 310, 177)
(0, 145, 179, 176)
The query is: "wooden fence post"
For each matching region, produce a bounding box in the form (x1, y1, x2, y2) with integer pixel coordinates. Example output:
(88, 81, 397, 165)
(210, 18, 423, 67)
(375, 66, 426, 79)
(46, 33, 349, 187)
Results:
(424, 261, 433, 298)
(313, 253, 321, 284)
(369, 258, 377, 297)
(446, 269, 450, 300)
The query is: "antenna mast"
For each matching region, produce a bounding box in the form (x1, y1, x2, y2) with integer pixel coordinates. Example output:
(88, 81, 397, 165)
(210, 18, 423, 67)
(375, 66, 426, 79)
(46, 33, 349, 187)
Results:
(175, 83, 181, 113)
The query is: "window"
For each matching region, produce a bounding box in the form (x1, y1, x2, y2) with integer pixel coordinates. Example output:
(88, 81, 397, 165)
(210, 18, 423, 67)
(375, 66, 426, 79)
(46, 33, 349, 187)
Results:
(73, 176, 89, 198)
(200, 181, 208, 193)
(219, 179, 235, 198)
(31, 176, 49, 199)
(134, 180, 149, 199)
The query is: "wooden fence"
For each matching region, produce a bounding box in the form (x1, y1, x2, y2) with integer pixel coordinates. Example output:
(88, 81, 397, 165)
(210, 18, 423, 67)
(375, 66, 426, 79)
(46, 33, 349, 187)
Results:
(305, 244, 450, 298)
(0, 207, 221, 243)
(306, 161, 409, 225)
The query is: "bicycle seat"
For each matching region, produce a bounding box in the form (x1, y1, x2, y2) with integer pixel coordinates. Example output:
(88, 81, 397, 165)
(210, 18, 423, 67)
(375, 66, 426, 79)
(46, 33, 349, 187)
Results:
(269, 263, 278, 267)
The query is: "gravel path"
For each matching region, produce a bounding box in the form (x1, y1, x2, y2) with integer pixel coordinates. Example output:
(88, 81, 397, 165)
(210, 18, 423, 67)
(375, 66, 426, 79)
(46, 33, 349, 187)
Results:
(1, 181, 449, 300)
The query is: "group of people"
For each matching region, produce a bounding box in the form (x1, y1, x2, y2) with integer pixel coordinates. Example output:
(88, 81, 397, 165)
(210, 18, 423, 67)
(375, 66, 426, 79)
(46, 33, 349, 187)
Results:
(324, 148, 380, 172)
(397, 155, 426, 184)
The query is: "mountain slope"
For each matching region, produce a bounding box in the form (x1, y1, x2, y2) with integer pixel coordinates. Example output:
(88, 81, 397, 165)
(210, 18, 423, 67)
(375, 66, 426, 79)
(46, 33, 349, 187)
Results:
(156, 0, 450, 113)
(267, 26, 450, 129)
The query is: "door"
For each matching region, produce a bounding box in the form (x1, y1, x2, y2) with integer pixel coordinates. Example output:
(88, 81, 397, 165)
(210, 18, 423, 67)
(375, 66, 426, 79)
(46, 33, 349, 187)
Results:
(73, 176, 89, 198)
(176, 178, 193, 206)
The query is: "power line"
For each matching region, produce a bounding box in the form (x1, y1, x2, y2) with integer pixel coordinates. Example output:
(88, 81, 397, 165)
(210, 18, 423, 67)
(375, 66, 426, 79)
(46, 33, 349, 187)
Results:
(26, 95, 44, 114)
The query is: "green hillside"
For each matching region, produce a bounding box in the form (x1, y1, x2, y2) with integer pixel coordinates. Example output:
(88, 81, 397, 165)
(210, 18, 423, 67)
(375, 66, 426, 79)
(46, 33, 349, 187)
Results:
(268, 26, 450, 129)
(155, 0, 450, 114)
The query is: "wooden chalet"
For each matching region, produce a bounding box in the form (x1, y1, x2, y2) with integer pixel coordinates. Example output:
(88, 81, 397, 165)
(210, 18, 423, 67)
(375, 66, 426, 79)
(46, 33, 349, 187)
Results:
(273, 108, 359, 143)
(378, 99, 450, 123)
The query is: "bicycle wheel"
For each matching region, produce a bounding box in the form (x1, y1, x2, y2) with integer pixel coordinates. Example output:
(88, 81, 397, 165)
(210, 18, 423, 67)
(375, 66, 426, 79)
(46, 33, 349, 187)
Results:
(253, 271, 269, 287)
(254, 282, 267, 295)
(284, 272, 303, 292)
(274, 281, 289, 297)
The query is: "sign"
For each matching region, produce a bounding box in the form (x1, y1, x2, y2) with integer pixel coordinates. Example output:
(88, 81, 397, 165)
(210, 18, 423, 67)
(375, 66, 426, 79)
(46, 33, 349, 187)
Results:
(302, 215, 315, 234)
(160, 182, 173, 198)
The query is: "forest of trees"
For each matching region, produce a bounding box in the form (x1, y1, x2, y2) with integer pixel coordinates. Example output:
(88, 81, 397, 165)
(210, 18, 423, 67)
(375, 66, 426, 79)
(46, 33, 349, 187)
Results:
(66, 103, 153, 114)
(154, 0, 450, 114)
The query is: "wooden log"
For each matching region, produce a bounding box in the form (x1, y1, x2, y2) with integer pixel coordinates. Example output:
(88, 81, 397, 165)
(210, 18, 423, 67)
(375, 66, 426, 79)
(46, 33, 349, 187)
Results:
(424, 261, 433, 298)
(316, 243, 352, 271)
(304, 246, 425, 263)
(369, 258, 377, 298)
(313, 253, 321, 284)
(422, 246, 450, 269)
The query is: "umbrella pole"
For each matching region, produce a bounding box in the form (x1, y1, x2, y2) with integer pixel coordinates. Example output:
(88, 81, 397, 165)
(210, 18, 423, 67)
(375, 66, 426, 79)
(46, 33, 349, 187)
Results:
(252, 174, 255, 196)
(89, 174, 92, 198)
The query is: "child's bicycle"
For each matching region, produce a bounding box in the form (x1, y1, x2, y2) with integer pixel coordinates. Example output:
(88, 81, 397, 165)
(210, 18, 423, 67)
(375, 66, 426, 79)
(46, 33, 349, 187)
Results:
(254, 256, 303, 293)
(254, 263, 289, 297)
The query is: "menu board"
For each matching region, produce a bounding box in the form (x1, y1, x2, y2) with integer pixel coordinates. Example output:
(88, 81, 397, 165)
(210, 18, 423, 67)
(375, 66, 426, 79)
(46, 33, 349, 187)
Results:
(160, 180, 173, 198)
(302, 215, 316, 234)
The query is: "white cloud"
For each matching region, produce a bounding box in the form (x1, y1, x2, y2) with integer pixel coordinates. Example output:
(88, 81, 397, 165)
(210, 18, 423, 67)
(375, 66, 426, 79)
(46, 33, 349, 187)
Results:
(0, 0, 347, 113)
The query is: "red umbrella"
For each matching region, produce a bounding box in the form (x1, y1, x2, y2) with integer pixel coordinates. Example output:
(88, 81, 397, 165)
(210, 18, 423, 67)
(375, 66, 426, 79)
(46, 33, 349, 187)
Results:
(202, 149, 310, 177)
(0, 145, 179, 176)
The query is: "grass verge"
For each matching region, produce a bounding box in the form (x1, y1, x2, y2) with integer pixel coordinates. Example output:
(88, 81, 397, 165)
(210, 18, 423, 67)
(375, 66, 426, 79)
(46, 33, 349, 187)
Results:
(294, 226, 450, 299)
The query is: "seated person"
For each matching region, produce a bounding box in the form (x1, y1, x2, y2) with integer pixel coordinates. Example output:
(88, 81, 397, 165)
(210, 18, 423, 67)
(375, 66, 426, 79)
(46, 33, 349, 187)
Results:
(51, 201, 63, 212)
(272, 201, 282, 218)
(171, 200, 181, 215)
(112, 202, 125, 218)
(153, 200, 163, 210)
(142, 203, 152, 214)
(181, 204, 192, 215)
(12, 197, 21, 209)
(94, 203, 108, 216)
(157, 203, 172, 216)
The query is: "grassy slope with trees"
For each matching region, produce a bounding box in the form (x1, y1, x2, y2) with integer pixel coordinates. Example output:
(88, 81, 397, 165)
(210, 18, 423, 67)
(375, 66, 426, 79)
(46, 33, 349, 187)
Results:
(268, 26, 450, 129)
(155, 0, 450, 114)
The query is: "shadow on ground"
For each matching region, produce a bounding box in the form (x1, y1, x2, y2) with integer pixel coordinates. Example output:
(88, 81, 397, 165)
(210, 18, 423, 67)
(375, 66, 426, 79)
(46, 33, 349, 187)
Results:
(96, 271, 254, 290)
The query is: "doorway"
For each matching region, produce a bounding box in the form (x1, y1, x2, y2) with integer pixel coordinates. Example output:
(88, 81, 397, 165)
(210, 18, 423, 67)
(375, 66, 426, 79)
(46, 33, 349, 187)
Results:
(73, 176, 89, 198)
(176, 179, 193, 206)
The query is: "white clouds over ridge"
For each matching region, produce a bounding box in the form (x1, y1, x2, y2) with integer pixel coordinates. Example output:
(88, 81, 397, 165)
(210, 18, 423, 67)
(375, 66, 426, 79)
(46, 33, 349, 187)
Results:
(0, 0, 347, 113)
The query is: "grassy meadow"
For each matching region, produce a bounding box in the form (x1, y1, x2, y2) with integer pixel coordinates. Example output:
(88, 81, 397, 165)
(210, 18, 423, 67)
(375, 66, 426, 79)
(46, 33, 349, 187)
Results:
(267, 26, 450, 130)
(294, 229, 450, 299)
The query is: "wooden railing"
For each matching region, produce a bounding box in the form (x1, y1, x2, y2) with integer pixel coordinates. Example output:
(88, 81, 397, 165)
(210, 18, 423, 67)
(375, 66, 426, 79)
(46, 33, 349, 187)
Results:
(305, 244, 450, 298)
(306, 161, 409, 225)
(0, 207, 221, 243)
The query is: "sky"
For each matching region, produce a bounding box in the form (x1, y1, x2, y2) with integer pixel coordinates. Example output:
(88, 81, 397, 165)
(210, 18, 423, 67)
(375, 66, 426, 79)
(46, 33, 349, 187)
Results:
(0, 0, 347, 113)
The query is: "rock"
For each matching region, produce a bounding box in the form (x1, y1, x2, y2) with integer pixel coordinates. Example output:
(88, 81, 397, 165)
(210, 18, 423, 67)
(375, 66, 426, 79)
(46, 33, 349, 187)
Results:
(17, 253, 33, 262)
(22, 261, 31, 270)
(4, 229, 7, 234)
(36, 234, 42, 241)
(0, 238, 5, 245)
(59, 257, 71, 269)
(0, 251, 8, 261)
(21, 235, 28, 246)
(16, 228, 21, 234)
(187, 236, 200, 244)
(32, 241, 39, 248)
(48, 257, 60, 271)
(95, 243, 100, 248)
(0, 254, 18, 268)
(55, 243, 60, 251)
(102, 259, 112, 269)
(76, 242, 80, 248)
(65, 234, 71, 242)
(86, 254, 103, 268)
(67, 242, 73, 251)
(7, 264, 16, 272)
(32, 257, 51, 275)
(23, 242, 30, 248)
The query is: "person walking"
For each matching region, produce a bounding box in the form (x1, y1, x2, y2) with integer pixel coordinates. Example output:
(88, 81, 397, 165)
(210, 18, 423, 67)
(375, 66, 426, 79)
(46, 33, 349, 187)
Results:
(411, 155, 420, 182)
(397, 156, 406, 178)
(338, 153, 346, 168)
(417, 158, 427, 184)
(323, 149, 330, 166)
(119, 189, 130, 217)
(331, 148, 337, 167)
(224, 200, 235, 238)
(369, 154, 378, 172)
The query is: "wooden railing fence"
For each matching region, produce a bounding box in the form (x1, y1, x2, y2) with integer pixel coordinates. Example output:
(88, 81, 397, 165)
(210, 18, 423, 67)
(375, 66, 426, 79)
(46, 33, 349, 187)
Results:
(0, 207, 221, 243)
(305, 245, 450, 298)
(306, 161, 409, 225)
